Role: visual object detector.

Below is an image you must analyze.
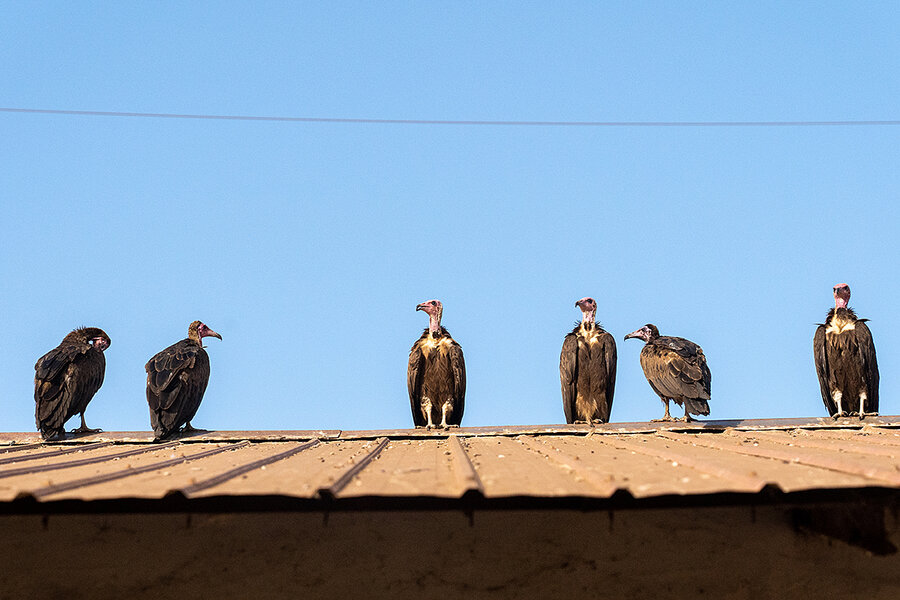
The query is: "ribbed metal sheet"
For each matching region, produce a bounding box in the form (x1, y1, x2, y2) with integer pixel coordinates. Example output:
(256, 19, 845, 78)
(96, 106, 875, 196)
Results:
(1, 417, 899, 505)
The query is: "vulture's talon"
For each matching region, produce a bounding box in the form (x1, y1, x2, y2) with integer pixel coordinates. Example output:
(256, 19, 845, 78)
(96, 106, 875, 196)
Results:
(72, 426, 102, 435)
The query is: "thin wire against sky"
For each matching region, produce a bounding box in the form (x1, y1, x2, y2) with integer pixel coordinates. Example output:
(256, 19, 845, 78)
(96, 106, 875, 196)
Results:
(2, 107, 899, 127)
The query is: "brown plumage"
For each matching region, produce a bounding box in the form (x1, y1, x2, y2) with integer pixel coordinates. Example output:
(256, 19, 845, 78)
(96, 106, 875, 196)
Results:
(624, 324, 711, 422)
(407, 300, 466, 429)
(560, 297, 617, 424)
(34, 327, 110, 440)
(814, 283, 879, 418)
(145, 321, 222, 439)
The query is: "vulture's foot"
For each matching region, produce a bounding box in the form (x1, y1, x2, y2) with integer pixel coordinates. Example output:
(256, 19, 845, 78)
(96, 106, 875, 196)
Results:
(832, 411, 849, 419)
(425, 424, 434, 431)
(72, 425, 102, 435)
(441, 424, 459, 430)
(573, 420, 595, 426)
(651, 416, 677, 422)
(860, 411, 879, 419)
(181, 424, 208, 434)
(680, 415, 693, 423)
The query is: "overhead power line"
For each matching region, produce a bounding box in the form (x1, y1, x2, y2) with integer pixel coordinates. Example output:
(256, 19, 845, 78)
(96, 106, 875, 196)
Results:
(1, 106, 899, 127)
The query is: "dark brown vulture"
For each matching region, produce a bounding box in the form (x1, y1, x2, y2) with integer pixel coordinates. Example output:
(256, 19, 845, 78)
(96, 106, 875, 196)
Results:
(407, 299, 466, 429)
(814, 283, 879, 419)
(559, 297, 617, 425)
(145, 321, 222, 439)
(624, 324, 711, 422)
(34, 327, 110, 440)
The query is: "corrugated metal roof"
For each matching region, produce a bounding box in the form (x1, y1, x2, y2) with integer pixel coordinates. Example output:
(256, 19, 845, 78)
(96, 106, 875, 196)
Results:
(2, 416, 900, 509)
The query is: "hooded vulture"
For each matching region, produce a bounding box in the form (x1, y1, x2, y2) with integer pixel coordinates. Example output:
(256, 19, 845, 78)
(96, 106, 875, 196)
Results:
(624, 324, 711, 422)
(560, 297, 617, 424)
(814, 283, 879, 418)
(407, 299, 466, 429)
(145, 321, 222, 439)
(34, 327, 111, 440)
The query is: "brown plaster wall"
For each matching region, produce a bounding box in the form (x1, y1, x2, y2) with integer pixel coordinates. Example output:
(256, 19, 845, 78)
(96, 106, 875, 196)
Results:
(0, 504, 898, 599)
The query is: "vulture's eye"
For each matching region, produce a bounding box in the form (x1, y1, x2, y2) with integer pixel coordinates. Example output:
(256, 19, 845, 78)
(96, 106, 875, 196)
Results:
(431, 301, 436, 305)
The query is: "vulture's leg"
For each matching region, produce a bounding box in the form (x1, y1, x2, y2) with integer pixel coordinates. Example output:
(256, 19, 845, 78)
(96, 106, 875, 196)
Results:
(859, 392, 878, 419)
(423, 398, 435, 430)
(440, 401, 458, 429)
(681, 408, 692, 423)
(832, 391, 848, 419)
(72, 413, 102, 435)
(651, 398, 675, 422)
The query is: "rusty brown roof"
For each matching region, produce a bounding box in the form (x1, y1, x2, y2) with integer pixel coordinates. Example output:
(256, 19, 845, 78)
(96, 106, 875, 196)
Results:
(2, 416, 900, 510)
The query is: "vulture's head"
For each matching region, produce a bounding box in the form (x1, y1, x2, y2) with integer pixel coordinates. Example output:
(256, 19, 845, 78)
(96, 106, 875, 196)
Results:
(81, 327, 111, 352)
(416, 299, 443, 319)
(832, 283, 851, 308)
(575, 297, 597, 323)
(624, 324, 659, 343)
(189, 320, 223, 343)
(575, 297, 596, 311)
(416, 299, 444, 333)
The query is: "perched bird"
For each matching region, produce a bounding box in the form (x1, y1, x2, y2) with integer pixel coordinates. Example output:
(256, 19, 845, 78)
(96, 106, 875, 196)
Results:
(145, 321, 222, 439)
(624, 324, 711, 422)
(34, 327, 111, 440)
(814, 283, 879, 419)
(407, 299, 466, 429)
(559, 297, 617, 425)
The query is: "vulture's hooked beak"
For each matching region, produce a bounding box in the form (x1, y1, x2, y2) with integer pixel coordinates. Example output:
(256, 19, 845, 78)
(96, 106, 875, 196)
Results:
(415, 304, 425, 312)
(623, 329, 642, 341)
(207, 329, 223, 341)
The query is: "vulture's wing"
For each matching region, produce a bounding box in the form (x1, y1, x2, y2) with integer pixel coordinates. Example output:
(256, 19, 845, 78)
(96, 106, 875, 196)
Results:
(559, 333, 578, 424)
(642, 343, 710, 401)
(145, 342, 200, 411)
(35, 342, 90, 399)
(407, 342, 426, 427)
(813, 325, 835, 414)
(599, 331, 617, 419)
(449, 340, 466, 425)
(855, 321, 879, 413)
(35, 342, 93, 432)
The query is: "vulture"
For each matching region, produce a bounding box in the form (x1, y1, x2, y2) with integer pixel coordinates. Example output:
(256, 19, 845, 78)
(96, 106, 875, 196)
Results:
(407, 299, 466, 429)
(814, 283, 879, 418)
(624, 324, 711, 422)
(559, 297, 617, 424)
(145, 321, 222, 439)
(34, 327, 111, 440)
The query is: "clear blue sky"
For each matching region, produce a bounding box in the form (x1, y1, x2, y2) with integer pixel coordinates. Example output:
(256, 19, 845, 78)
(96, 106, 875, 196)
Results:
(1, 2, 897, 432)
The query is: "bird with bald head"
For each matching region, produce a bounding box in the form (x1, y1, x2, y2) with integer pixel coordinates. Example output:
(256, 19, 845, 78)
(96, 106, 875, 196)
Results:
(624, 323, 711, 422)
(559, 297, 617, 425)
(34, 327, 111, 440)
(145, 320, 222, 440)
(407, 299, 466, 429)
(814, 283, 879, 418)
